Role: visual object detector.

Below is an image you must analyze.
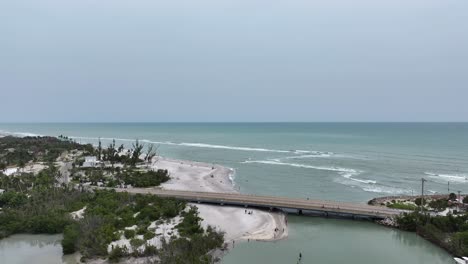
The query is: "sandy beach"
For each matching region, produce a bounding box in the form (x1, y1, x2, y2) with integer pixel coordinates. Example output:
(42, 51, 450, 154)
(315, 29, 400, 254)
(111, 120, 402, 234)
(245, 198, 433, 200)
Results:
(154, 157, 288, 243)
(155, 157, 236, 193)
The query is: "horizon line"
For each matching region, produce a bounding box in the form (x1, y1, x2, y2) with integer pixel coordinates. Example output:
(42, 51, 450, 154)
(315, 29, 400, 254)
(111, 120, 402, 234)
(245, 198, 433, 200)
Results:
(1, 121, 468, 124)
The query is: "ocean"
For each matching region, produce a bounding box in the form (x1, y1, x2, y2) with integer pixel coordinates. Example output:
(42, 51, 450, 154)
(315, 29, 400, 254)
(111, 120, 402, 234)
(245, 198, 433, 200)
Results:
(1, 122, 465, 263)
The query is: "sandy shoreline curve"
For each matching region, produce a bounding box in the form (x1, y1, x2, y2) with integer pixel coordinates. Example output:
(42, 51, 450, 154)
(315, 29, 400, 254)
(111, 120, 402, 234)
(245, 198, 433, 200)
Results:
(153, 157, 288, 244)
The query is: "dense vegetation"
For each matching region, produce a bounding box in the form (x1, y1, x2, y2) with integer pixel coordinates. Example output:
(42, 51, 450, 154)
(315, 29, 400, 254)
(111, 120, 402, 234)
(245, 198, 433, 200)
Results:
(0, 179, 223, 262)
(116, 169, 171, 188)
(0, 136, 224, 263)
(397, 212, 468, 256)
(0, 136, 93, 169)
(97, 139, 157, 167)
(70, 167, 171, 188)
(69, 137, 169, 188)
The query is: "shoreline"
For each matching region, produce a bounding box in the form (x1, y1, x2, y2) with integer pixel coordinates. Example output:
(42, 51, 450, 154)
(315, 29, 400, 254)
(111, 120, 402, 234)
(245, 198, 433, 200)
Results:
(368, 194, 452, 206)
(153, 157, 288, 244)
(369, 194, 464, 260)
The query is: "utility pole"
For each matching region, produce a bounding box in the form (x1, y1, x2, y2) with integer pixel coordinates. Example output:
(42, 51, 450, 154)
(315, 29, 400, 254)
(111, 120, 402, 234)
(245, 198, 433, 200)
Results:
(458, 190, 462, 211)
(421, 178, 426, 212)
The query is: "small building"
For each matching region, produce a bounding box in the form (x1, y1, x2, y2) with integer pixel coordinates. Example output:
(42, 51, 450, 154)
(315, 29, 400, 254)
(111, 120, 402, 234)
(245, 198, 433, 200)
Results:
(0, 189, 4, 195)
(83, 156, 98, 168)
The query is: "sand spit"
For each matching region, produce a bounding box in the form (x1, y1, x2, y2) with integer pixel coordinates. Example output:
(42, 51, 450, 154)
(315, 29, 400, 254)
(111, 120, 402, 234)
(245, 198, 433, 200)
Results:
(155, 157, 288, 242)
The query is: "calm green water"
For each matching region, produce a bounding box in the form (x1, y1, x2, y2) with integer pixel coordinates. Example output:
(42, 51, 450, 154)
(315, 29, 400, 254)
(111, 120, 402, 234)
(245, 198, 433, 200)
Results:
(223, 217, 452, 264)
(1, 123, 465, 263)
(0, 234, 78, 264)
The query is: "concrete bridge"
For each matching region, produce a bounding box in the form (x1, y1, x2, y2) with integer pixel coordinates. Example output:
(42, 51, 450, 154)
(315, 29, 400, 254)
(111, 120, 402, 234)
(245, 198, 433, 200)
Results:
(114, 188, 402, 220)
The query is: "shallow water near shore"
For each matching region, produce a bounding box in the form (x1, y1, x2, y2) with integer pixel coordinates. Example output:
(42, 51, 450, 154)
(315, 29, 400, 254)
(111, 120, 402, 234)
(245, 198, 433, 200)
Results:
(0, 234, 78, 264)
(1, 123, 466, 263)
(222, 217, 452, 264)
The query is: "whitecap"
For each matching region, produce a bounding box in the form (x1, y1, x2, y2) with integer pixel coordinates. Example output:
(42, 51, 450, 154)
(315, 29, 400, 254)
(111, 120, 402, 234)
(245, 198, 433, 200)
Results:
(228, 168, 236, 187)
(361, 186, 410, 195)
(2, 131, 319, 155)
(425, 172, 468, 183)
(0, 130, 43, 137)
(282, 153, 334, 159)
(340, 172, 377, 184)
(242, 159, 378, 185)
(242, 160, 356, 173)
(69, 136, 316, 154)
(178, 142, 294, 153)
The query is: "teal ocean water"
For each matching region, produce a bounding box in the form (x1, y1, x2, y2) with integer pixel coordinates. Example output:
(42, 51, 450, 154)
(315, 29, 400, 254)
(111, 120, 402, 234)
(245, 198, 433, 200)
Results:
(1, 123, 466, 263)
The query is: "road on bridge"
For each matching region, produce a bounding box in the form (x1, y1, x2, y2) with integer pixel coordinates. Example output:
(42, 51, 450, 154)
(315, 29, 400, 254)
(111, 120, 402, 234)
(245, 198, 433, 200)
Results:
(111, 188, 403, 219)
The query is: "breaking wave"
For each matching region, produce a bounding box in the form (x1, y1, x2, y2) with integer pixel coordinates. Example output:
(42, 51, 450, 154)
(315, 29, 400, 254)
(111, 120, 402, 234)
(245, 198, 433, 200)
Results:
(243, 159, 408, 194)
(243, 159, 378, 185)
(1, 130, 332, 156)
(340, 172, 377, 184)
(0, 130, 43, 137)
(425, 172, 468, 183)
(282, 153, 334, 159)
(243, 159, 356, 173)
(67, 136, 318, 154)
(361, 186, 411, 195)
(228, 168, 236, 187)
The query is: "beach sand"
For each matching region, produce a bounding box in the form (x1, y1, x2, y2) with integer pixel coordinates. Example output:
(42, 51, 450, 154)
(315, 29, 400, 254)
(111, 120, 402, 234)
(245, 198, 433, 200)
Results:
(155, 157, 288, 242)
(155, 157, 235, 193)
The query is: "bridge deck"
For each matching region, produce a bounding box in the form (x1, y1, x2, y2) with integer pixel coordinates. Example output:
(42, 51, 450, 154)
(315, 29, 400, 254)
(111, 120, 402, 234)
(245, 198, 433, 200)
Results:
(113, 188, 402, 219)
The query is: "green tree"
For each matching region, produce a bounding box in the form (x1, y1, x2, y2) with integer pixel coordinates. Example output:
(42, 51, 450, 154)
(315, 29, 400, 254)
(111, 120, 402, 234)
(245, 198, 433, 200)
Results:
(97, 138, 102, 160)
(62, 224, 79, 254)
(144, 144, 158, 164)
(108, 246, 128, 263)
(449, 193, 457, 201)
(415, 197, 426, 206)
(130, 140, 144, 167)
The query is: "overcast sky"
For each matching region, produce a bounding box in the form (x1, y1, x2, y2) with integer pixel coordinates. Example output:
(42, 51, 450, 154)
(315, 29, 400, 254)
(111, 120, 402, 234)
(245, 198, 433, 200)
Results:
(1, 0, 467, 122)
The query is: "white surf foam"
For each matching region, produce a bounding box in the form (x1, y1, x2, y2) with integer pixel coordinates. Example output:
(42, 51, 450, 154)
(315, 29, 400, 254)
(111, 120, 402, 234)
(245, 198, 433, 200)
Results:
(425, 172, 468, 183)
(282, 153, 334, 159)
(361, 185, 410, 195)
(243, 160, 355, 172)
(177, 142, 294, 153)
(227, 168, 236, 187)
(0, 130, 43, 137)
(68, 135, 315, 154)
(340, 172, 377, 184)
(2, 130, 321, 155)
(243, 159, 378, 186)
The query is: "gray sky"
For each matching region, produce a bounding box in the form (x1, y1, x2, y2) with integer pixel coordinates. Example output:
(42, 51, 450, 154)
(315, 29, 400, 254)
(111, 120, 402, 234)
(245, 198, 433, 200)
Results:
(1, 0, 467, 122)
